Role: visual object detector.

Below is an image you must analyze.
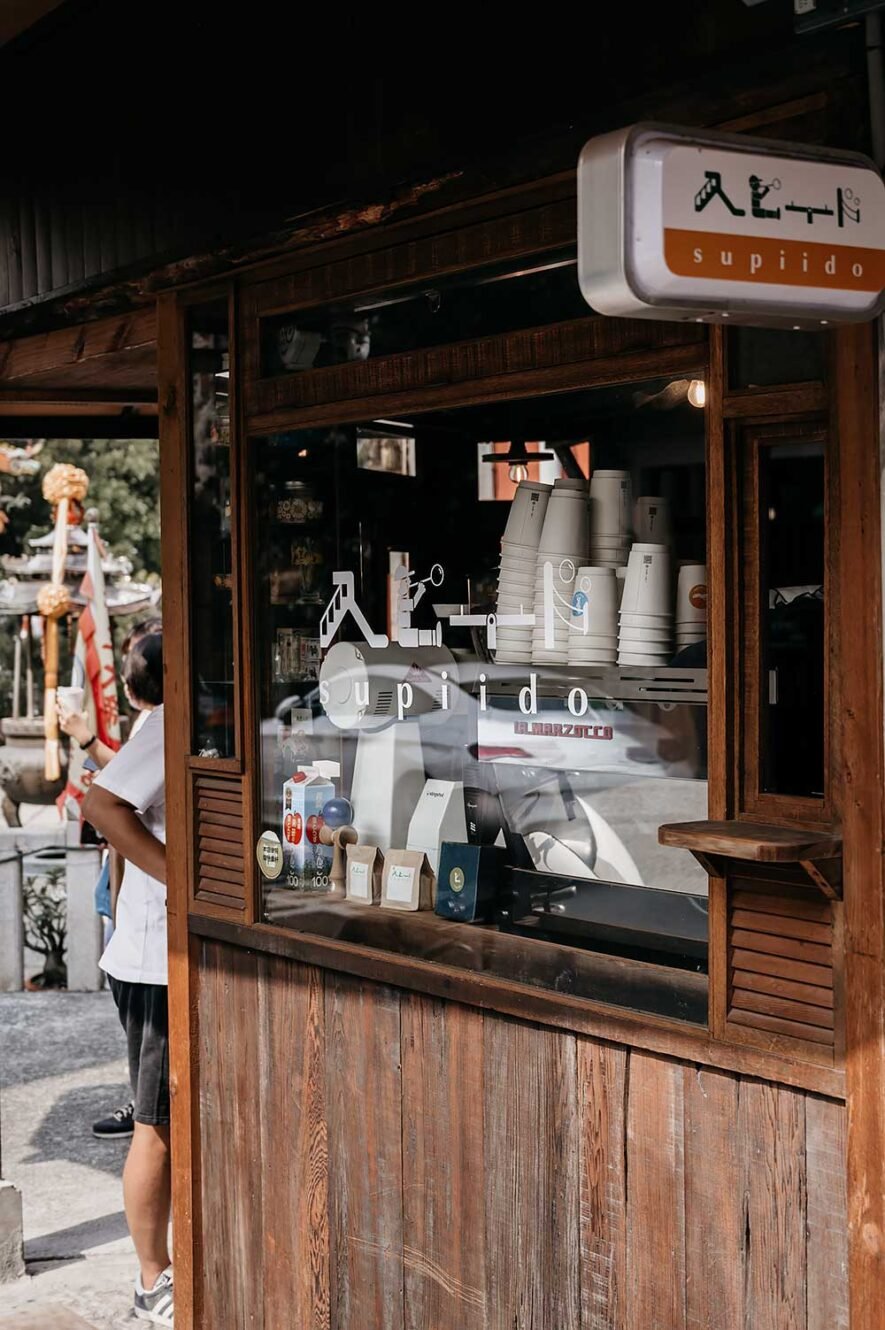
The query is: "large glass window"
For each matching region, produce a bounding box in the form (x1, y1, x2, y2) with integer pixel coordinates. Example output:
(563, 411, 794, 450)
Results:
(728, 326, 826, 390)
(260, 251, 588, 378)
(189, 300, 235, 757)
(251, 375, 710, 1013)
(759, 440, 825, 798)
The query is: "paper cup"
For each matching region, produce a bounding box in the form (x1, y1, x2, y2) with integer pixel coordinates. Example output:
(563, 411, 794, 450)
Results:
(590, 531, 631, 548)
(676, 564, 708, 624)
(57, 685, 85, 712)
(619, 545, 671, 618)
(501, 540, 544, 566)
(500, 575, 538, 595)
(532, 628, 570, 643)
(589, 470, 631, 540)
(527, 646, 569, 662)
(634, 496, 672, 545)
(537, 486, 589, 556)
(571, 633, 619, 648)
(502, 480, 553, 548)
(618, 652, 671, 666)
(570, 656, 617, 666)
(619, 625, 672, 643)
(620, 610, 672, 626)
(570, 567, 618, 639)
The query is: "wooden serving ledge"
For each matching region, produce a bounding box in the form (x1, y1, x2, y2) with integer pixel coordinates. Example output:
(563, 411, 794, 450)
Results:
(659, 819, 843, 899)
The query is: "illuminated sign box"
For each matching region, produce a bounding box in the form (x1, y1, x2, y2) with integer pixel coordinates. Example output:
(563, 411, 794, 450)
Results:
(578, 123, 885, 328)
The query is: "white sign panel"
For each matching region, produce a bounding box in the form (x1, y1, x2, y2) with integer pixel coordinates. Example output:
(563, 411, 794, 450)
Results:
(578, 123, 885, 327)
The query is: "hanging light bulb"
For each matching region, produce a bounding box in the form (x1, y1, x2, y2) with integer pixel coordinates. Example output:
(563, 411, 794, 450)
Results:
(687, 379, 706, 409)
(481, 439, 555, 480)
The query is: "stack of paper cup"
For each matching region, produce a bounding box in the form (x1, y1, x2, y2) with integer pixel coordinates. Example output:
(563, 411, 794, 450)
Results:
(568, 567, 618, 665)
(530, 480, 589, 664)
(532, 556, 578, 663)
(633, 496, 672, 546)
(675, 563, 707, 650)
(618, 543, 673, 665)
(589, 469, 632, 567)
(496, 481, 552, 663)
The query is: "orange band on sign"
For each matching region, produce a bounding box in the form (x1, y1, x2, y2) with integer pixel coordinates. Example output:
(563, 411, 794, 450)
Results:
(664, 228, 885, 292)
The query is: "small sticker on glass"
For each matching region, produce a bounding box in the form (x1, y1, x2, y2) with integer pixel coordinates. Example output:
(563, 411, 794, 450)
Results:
(256, 830, 284, 880)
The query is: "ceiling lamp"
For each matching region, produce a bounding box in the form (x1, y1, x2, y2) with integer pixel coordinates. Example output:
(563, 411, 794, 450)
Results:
(481, 440, 555, 484)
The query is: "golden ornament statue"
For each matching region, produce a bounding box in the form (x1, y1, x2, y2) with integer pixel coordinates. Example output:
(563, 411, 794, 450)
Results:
(36, 583, 72, 621)
(41, 463, 89, 780)
(42, 463, 89, 507)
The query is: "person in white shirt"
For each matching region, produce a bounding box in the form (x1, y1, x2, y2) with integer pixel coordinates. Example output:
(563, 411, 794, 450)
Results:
(58, 616, 163, 1142)
(83, 632, 174, 1327)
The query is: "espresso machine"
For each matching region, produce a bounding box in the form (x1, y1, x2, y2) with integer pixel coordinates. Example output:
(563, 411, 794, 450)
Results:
(467, 663, 710, 965)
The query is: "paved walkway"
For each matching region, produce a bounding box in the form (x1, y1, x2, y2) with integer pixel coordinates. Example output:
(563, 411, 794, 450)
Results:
(0, 991, 136, 1328)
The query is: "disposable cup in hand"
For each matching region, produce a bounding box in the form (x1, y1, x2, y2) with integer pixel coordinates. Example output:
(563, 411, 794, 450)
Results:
(57, 686, 85, 713)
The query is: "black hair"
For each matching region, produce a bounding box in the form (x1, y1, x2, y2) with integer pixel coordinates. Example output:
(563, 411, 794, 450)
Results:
(121, 615, 163, 659)
(122, 632, 163, 707)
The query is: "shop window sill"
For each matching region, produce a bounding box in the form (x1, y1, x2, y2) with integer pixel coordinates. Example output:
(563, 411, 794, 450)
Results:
(658, 820, 842, 899)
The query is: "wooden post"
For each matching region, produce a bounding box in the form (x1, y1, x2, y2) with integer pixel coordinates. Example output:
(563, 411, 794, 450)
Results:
(834, 320, 885, 1329)
(157, 292, 202, 1330)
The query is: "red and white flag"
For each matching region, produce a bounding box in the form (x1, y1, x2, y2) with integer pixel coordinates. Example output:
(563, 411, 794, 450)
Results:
(60, 524, 121, 817)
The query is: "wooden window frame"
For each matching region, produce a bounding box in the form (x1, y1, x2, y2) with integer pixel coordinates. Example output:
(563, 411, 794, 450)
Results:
(735, 416, 835, 826)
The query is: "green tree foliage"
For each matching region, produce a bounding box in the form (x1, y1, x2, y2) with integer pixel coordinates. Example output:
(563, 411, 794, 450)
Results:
(1, 437, 160, 582)
(0, 437, 160, 716)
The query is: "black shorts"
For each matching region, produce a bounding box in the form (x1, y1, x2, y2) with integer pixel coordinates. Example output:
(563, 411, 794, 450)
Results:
(109, 977, 170, 1127)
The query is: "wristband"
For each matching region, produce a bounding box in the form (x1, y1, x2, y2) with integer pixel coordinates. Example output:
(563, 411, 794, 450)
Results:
(78, 733, 97, 750)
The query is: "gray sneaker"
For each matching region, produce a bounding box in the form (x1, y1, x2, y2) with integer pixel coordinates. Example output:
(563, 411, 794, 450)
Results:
(134, 1266, 174, 1325)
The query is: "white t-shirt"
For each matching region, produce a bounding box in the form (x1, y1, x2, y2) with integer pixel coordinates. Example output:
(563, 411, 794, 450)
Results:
(95, 706, 167, 985)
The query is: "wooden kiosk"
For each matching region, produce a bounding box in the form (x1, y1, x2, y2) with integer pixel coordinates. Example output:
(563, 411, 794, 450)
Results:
(157, 112, 884, 1330)
(0, 12, 882, 1326)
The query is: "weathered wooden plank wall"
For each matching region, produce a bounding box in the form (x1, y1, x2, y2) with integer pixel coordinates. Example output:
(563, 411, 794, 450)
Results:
(197, 941, 848, 1330)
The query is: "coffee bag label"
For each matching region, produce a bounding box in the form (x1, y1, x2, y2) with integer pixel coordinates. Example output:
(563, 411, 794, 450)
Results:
(387, 864, 415, 903)
(348, 860, 369, 899)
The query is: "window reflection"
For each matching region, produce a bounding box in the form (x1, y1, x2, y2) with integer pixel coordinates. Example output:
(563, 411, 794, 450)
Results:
(260, 252, 588, 376)
(760, 440, 825, 798)
(253, 379, 710, 985)
(189, 301, 235, 757)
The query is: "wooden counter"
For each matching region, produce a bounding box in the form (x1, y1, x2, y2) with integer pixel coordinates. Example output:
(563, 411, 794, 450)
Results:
(192, 932, 848, 1329)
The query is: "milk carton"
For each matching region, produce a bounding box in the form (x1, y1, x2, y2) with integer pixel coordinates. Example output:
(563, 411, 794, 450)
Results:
(281, 768, 334, 888)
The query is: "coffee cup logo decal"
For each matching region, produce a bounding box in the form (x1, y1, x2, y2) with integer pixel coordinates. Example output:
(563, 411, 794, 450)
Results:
(689, 583, 707, 610)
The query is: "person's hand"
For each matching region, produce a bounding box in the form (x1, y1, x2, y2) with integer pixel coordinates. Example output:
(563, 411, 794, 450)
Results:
(57, 703, 91, 746)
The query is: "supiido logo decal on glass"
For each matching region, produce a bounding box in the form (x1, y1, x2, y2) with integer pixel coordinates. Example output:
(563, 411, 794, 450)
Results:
(318, 558, 623, 723)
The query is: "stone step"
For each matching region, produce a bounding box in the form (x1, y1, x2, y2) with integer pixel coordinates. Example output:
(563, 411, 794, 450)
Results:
(0, 1306, 98, 1329)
